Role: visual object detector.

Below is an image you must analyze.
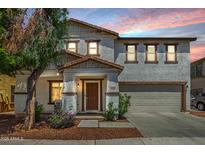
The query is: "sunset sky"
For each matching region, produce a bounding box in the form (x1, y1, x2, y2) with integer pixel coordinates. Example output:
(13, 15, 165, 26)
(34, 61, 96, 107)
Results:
(70, 8, 205, 62)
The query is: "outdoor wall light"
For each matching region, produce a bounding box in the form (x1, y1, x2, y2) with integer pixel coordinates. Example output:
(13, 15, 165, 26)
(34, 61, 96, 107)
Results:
(56, 72, 59, 76)
(77, 83, 80, 88)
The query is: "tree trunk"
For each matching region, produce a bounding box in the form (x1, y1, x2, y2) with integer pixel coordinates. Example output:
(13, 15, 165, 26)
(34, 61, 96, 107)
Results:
(24, 69, 43, 130)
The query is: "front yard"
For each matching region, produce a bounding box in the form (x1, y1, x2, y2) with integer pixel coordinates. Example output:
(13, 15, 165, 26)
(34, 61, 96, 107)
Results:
(0, 113, 142, 140)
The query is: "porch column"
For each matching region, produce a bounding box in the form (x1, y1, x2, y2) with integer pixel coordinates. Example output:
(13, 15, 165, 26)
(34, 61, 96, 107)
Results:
(106, 73, 119, 110)
(62, 72, 77, 113)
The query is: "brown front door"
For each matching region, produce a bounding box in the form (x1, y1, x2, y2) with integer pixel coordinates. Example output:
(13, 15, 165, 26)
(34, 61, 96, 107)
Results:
(86, 82, 98, 110)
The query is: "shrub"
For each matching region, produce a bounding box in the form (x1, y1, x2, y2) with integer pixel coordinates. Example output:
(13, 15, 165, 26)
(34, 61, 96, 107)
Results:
(48, 111, 75, 129)
(35, 104, 44, 122)
(53, 100, 62, 113)
(118, 93, 131, 119)
(103, 102, 118, 121)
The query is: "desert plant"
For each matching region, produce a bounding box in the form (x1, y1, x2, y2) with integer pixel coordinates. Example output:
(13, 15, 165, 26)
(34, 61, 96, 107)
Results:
(118, 93, 131, 119)
(35, 103, 44, 122)
(103, 102, 118, 121)
(48, 111, 75, 129)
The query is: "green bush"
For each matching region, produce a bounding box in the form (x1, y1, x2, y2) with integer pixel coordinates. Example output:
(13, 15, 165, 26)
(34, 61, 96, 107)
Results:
(48, 111, 75, 129)
(103, 102, 118, 121)
(118, 93, 131, 119)
(35, 104, 44, 122)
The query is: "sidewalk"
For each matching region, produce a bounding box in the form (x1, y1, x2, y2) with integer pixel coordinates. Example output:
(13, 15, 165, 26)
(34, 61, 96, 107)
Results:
(1, 137, 205, 145)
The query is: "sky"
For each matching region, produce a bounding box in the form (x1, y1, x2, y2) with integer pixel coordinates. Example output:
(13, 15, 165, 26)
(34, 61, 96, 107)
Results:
(69, 8, 205, 62)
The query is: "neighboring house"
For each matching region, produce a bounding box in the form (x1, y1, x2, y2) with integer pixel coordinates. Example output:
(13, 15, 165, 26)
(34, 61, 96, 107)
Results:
(0, 75, 16, 112)
(14, 18, 196, 116)
(191, 57, 205, 96)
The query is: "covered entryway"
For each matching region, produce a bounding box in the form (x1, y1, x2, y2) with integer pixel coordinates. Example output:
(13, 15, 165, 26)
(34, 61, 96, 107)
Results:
(58, 55, 123, 113)
(119, 82, 187, 113)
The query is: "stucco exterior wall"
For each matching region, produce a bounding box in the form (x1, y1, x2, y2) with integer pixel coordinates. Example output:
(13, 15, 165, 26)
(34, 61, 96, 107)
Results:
(36, 75, 63, 113)
(115, 40, 191, 110)
(63, 22, 116, 62)
(14, 71, 62, 115)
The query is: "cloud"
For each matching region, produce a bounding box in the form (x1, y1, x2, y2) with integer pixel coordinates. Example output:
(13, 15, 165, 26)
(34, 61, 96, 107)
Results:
(191, 44, 205, 62)
(101, 9, 205, 34)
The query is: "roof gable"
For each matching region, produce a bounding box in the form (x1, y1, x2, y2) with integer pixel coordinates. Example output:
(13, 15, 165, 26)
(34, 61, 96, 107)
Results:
(58, 55, 124, 72)
(68, 18, 119, 37)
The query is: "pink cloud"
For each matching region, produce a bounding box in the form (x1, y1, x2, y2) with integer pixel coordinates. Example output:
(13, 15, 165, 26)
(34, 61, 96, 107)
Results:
(191, 44, 205, 62)
(101, 9, 205, 34)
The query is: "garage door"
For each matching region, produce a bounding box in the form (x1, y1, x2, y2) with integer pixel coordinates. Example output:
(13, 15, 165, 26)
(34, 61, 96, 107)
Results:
(119, 84, 182, 113)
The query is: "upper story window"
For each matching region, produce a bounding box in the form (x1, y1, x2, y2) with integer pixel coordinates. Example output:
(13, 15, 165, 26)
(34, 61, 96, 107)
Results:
(145, 44, 158, 63)
(87, 41, 99, 55)
(165, 45, 177, 63)
(66, 41, 79, 53)
(125, 44, 137, 63)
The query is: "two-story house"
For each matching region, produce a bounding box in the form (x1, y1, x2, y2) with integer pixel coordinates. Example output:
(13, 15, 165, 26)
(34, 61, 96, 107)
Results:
(14, 18, 196, 116)
(191, 57, 205, 96)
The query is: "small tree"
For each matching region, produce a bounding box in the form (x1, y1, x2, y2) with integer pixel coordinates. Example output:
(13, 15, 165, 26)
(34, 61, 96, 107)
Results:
(0, 9, 69, 130)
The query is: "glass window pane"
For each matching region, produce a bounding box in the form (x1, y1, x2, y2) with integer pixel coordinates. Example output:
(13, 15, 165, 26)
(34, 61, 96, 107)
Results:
(167, 53, 175, 61)
(89, 48, 97, 54)
(168, 45, 175, 53)
(89, 42, 97, 48)
(68, 42, 76, 52)
(51, 82, 63, 102)
(148, 45, 155, 54)
(68, 42, 76, 48)
(52, 83, 60, 87)
(147, 54, 155, 61)
(127, 53, 135, 61)
(127, 45, 135, 53)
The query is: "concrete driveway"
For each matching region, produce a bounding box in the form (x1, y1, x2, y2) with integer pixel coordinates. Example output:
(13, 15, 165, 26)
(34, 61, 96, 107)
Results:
(127, 112, 205, 137)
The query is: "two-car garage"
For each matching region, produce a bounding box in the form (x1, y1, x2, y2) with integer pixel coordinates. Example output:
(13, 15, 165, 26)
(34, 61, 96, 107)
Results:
(119, 82, 186, 113)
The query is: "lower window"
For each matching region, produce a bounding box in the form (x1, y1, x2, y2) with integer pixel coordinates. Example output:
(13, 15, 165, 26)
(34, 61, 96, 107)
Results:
(49, 81, 63, 103)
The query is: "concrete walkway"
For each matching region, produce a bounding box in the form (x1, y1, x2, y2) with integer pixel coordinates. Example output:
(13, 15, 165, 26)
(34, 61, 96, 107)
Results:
(78, 120, 135, 128)
(1, 137, 205, 145)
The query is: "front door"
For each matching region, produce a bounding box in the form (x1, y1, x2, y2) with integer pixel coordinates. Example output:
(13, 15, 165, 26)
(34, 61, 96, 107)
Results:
(86, 82, 99, 111)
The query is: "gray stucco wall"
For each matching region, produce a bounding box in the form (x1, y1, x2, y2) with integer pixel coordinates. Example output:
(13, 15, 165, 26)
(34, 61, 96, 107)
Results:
(62, 22, 116, 62)
(115, 40, 191, 110)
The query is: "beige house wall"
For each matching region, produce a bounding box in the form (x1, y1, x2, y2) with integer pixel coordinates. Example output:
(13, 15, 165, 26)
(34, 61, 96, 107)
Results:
(0, 75, 16, 111)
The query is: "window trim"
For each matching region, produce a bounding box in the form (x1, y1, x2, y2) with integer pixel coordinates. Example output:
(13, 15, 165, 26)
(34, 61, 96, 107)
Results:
(124, 43, 138, 64)
(48, 80, 63, 105)
(145, 44, 158, 64)
(165, 44, 178, 64)
(86, 40, 100, 56)
(65, 40, 79, 53)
